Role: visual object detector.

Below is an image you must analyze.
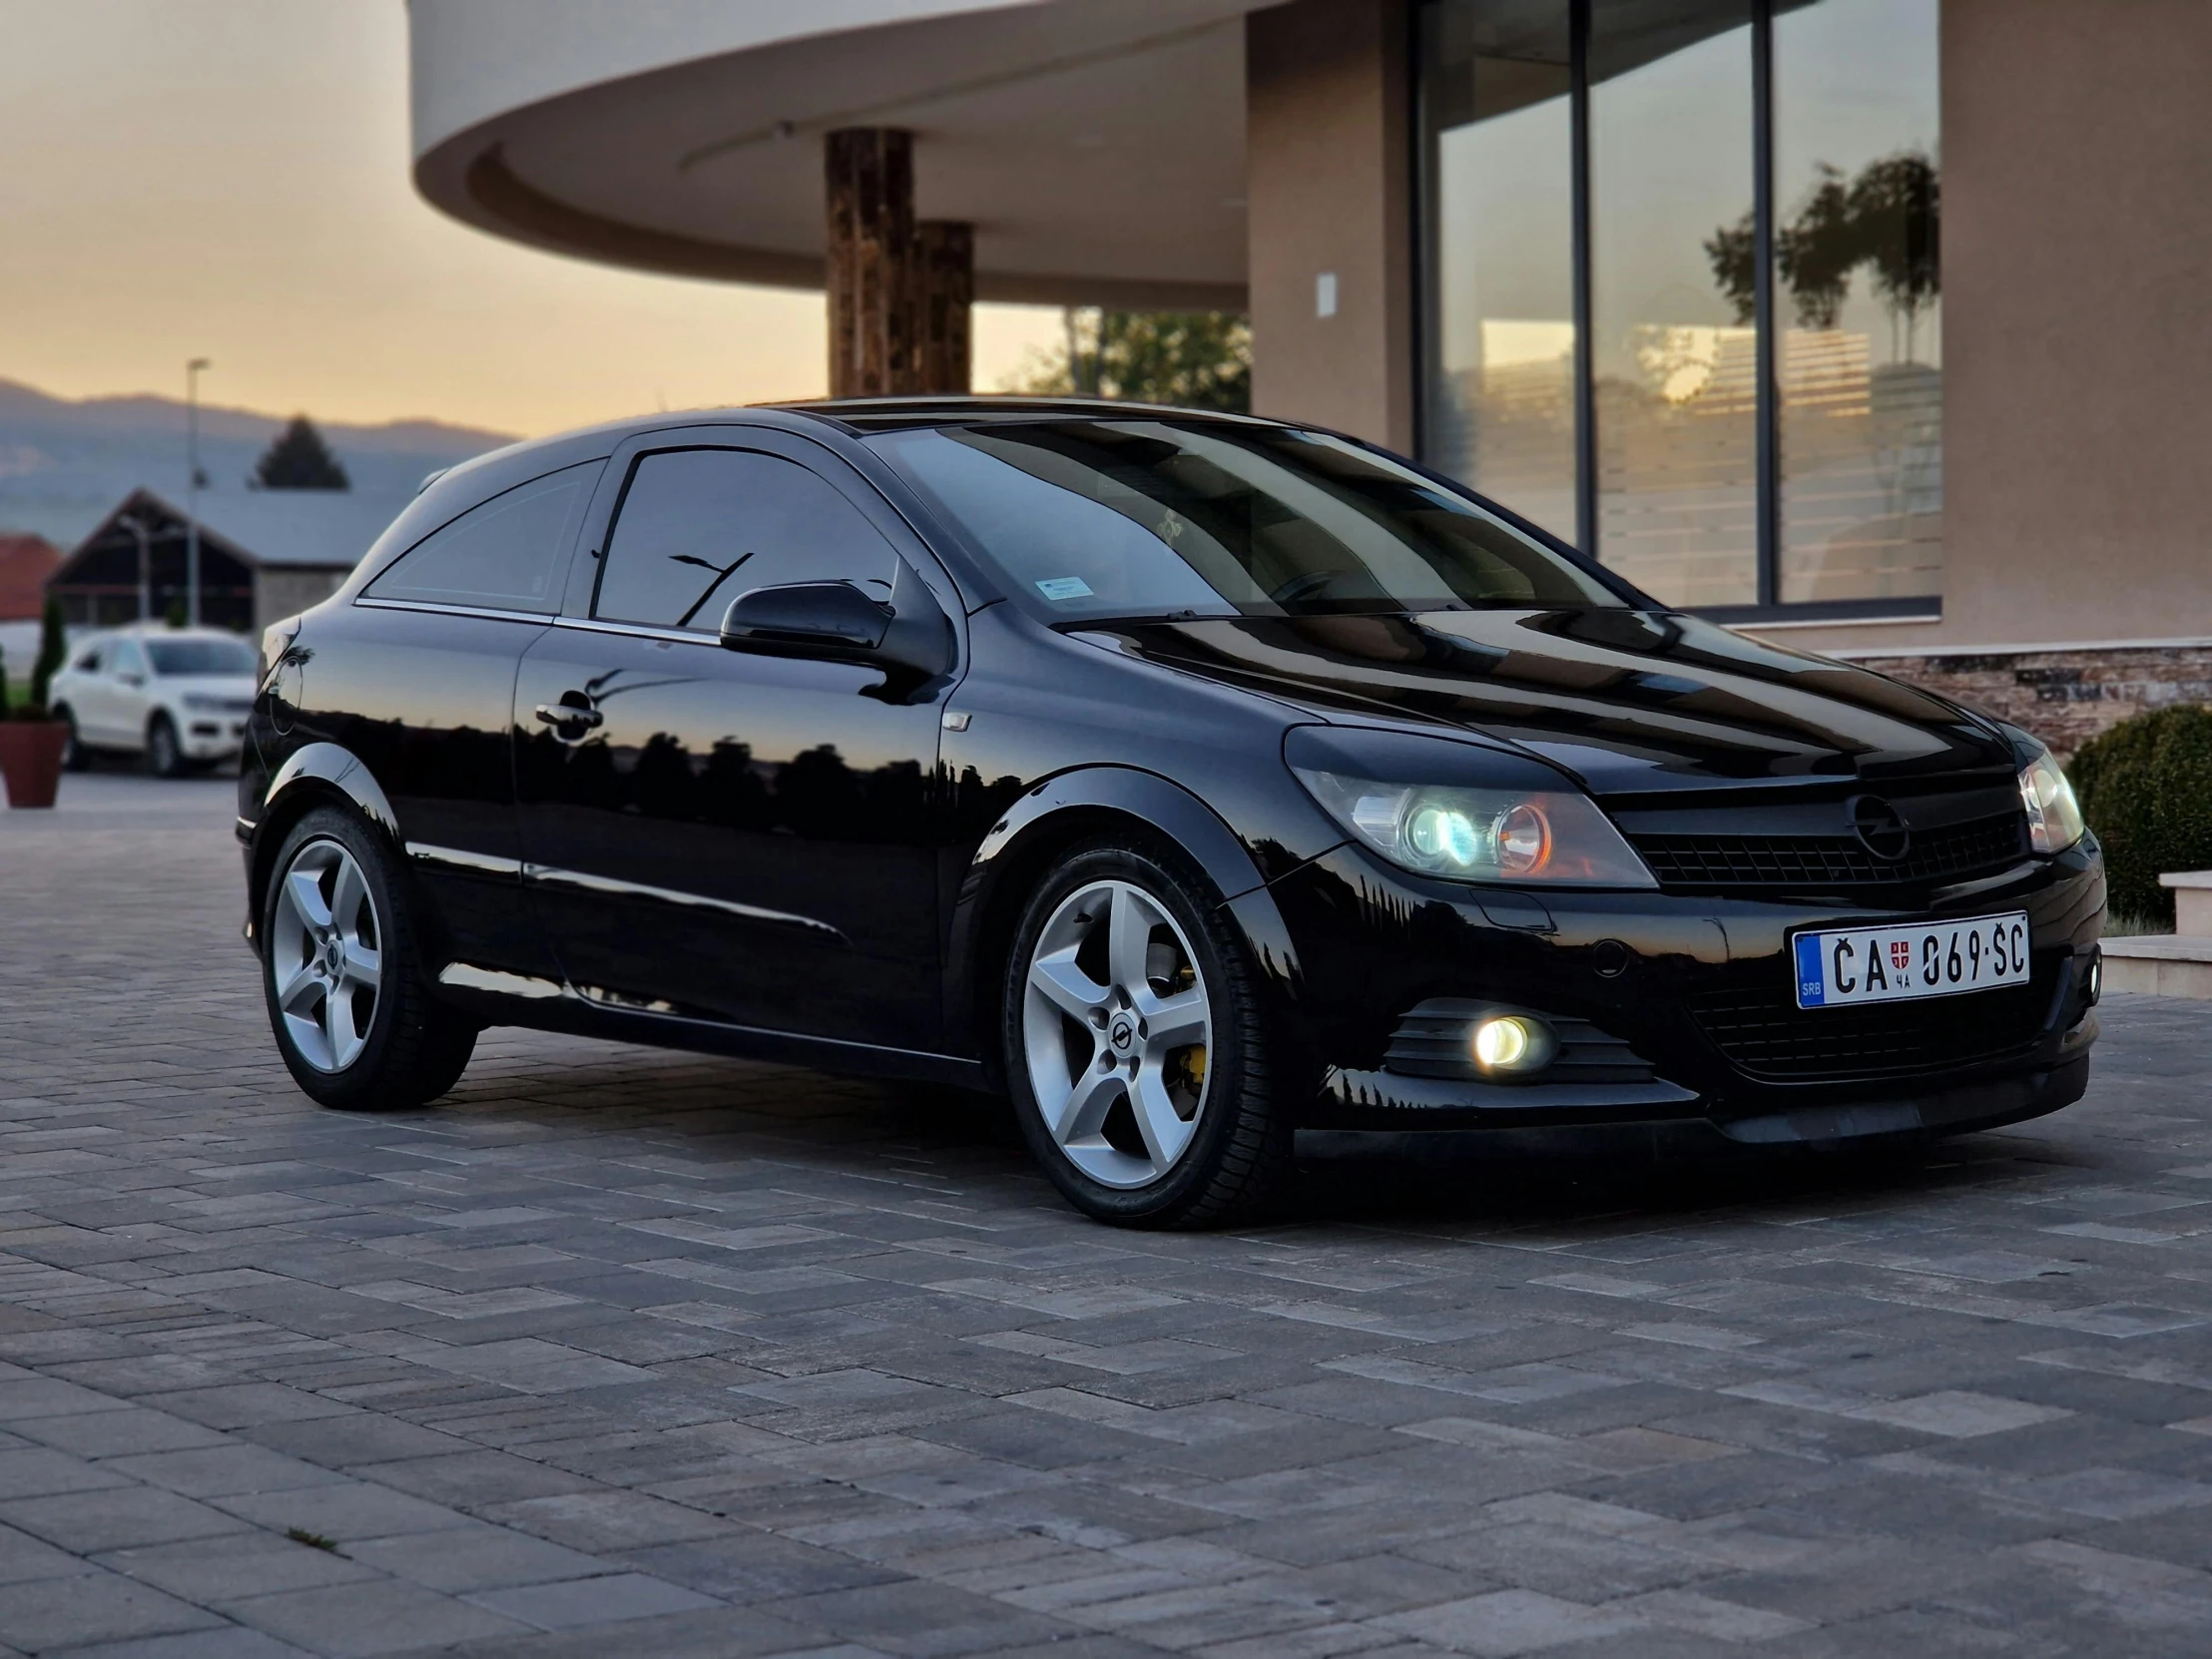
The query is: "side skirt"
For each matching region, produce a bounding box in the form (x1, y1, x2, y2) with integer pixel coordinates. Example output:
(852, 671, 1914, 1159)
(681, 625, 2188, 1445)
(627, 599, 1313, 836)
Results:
(432, 970, 992, 1091)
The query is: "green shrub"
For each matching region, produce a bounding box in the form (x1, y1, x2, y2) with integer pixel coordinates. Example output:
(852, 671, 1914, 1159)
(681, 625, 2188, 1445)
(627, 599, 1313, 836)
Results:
(2068, 705, 2212, 925)
(29, 594, 65, 717)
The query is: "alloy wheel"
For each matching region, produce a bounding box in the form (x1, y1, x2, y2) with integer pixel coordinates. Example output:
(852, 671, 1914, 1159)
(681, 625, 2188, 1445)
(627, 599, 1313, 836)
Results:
(1021, 878, 1213, 1189)
(271, 837, 382, 1073)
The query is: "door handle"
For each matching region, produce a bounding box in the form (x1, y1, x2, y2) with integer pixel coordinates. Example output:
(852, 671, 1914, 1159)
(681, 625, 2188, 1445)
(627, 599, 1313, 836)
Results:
(533, 702, 603, 730)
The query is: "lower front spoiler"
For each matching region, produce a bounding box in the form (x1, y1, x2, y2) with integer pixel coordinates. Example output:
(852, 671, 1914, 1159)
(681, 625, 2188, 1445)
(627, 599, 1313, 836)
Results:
(1298, 1046, 2091, 1164)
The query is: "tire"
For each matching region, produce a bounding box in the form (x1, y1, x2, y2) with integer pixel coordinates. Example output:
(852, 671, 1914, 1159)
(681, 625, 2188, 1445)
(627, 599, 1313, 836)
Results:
(55, 707, 89, 772)
(261, 805, 477, 1111)
(1003, 834, 1294, 1228)
(146, 713, 186, 779)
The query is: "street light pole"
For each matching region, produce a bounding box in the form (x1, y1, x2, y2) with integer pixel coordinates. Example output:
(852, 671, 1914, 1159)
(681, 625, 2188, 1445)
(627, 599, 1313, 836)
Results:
(117, 512, 152, 623)
(186, 358, 210, 628)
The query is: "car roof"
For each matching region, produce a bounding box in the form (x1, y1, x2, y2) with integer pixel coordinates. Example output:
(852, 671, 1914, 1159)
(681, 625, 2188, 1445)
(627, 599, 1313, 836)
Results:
(771, 395, 1272, 433)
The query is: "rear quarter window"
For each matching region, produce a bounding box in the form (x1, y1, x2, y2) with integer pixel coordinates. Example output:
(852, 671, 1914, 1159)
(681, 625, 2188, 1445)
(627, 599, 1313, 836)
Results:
(363, 461, 601, 613)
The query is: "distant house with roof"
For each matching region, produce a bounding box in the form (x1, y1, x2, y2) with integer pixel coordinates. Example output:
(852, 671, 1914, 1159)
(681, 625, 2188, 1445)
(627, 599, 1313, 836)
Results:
(0, 533, 60, 622)
(46, 487, 411, 633)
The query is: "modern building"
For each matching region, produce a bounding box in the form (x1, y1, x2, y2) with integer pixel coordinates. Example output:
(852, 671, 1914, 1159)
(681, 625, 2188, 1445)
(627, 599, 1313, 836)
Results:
(407, 0, 2212, 752)
(49, 488, 414, 635)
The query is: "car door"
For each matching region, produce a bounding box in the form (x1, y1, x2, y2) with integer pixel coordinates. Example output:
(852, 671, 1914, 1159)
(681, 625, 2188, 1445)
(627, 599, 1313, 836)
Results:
(60, 642, 111, 742)
(107, 638, 152, 749)
(338, 459, 602, 984)
(513, 427, 959, 1051)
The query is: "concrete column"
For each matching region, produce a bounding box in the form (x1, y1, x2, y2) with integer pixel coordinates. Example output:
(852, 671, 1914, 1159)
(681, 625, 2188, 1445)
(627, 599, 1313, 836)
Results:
(1245, 0, 1414, 451)
(825, 128, 919, 397)
(916, 221, 974, 394)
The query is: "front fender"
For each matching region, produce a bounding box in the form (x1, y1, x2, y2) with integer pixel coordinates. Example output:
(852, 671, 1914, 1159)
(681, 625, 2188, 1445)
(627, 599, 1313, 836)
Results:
(942, 765, 1311, 1067)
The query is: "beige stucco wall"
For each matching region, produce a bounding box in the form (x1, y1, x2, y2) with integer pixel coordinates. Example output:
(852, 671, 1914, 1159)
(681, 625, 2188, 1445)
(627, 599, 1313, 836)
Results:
(1775, 0, 2212, 661)
(1245, 0, 1413, 453)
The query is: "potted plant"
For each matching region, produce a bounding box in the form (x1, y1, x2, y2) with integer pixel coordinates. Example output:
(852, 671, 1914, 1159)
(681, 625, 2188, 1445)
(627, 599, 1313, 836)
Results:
(0, 597, 71, 810)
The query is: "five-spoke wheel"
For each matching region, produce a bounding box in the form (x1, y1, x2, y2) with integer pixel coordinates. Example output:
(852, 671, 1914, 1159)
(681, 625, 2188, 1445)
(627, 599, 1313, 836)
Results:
(260, 806, 476, 1110)
(1022, 878, 1214, 1190)
(271, 837, 383, 1073)
(1005, 837, 1292, 1228)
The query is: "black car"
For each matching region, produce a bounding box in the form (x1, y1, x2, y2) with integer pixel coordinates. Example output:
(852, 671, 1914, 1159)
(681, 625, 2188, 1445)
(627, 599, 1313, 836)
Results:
(238, 398, 2104, 1227)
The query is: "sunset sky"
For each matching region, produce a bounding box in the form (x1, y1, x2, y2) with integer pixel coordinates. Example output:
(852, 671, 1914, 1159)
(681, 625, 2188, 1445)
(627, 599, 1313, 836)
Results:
(0, 0, 1067, 437)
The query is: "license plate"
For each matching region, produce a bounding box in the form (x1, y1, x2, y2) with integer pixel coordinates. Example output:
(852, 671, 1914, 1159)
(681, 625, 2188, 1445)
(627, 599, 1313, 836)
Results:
(1793, 911, 2030, 1009)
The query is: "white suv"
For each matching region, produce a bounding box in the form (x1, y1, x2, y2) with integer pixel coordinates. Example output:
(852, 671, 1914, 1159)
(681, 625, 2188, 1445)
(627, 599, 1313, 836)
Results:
(48, 626, 261, 777)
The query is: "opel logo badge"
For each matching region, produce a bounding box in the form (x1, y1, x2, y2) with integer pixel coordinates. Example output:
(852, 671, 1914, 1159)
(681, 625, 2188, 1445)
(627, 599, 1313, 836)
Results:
(1847, 795, 1911, 861)
(1109, 1015, 1136, 1053)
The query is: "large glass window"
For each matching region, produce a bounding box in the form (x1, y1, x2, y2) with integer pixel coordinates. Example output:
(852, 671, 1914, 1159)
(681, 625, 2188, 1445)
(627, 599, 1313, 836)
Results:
(1775, 0, 1940, 603)
(1415, 0, 1940, 620)
(1418, 2, 1577, 543)
(1590, 0, 1756, 607)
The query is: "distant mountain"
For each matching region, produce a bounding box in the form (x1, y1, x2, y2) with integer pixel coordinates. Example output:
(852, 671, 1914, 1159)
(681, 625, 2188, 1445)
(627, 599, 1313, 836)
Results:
(0, 377, 519, 547)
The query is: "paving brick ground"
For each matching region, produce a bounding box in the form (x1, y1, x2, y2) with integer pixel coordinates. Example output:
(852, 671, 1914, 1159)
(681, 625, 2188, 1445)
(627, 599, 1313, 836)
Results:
(2, 772, 2210, 1657)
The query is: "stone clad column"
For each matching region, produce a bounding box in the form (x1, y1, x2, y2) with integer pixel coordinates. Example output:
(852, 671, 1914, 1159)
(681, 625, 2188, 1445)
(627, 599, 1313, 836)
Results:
(916, 221, 974, 394)
(826, 129, 919, 397)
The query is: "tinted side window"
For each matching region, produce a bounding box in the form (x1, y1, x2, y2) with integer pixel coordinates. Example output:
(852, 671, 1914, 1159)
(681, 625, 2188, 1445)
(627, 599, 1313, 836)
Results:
(594, 448, 897, 631)
(364, 461, 598, 612)
(111, 640, 147, 677)
(72, 646, 102, 673)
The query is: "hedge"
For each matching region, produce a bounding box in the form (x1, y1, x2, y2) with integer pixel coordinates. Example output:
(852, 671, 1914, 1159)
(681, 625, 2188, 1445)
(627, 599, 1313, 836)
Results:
(2068, 705, 2212, 925)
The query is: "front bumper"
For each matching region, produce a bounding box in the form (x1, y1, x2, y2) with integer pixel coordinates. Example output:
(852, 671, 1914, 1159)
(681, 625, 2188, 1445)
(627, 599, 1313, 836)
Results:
(1267, 837, 2105, 1142)
(182, 717, 249, 759)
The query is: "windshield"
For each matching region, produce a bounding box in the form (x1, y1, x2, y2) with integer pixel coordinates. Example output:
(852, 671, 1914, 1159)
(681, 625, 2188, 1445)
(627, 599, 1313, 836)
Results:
(146, 638, 257, 677)
(866, 418, 1627, 621)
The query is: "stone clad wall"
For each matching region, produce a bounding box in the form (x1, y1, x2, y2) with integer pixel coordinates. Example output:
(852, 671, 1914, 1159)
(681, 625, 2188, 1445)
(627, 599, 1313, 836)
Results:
(1848, 647, 2212, 760)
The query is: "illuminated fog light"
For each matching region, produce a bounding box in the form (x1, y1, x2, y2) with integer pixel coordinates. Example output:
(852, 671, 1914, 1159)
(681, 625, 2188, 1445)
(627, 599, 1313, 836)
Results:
(1471, 1014, 1553, 1076)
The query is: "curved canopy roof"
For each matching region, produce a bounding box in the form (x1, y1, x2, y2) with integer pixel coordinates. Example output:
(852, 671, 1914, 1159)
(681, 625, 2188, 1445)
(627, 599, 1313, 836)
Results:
(408, 0, 1268, 310)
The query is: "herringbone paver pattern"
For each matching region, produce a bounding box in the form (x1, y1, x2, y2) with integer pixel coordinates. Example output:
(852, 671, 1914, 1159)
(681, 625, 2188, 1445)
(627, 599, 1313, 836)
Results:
(1, 774, 2209, 1656)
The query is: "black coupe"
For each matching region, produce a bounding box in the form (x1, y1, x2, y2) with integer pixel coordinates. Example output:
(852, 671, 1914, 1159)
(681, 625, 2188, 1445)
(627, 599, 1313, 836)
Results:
(239, 399, 2104, 1226)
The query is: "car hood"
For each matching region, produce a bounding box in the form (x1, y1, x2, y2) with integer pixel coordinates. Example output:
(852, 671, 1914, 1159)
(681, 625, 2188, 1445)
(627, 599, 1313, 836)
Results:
(1079, 609, 2016, 796)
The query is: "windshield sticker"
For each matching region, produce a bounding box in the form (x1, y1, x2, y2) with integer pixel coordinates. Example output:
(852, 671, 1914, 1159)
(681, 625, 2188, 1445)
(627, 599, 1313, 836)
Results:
(1035, 577, 1094, 602)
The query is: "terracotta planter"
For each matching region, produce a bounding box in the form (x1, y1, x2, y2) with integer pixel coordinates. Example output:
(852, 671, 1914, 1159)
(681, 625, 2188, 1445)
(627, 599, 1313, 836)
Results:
(0, 721, 68, 809)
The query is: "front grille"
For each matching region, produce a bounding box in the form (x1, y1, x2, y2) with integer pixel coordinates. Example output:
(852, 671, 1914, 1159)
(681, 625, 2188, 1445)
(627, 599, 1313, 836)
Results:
(1687, 974, 2045, 1080)
(1385, 999, 1654, 1084)
(1632, 811, 2027, 891)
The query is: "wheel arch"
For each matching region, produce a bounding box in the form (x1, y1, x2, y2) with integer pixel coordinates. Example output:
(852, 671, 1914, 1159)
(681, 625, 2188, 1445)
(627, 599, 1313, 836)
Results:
(943, 766, 1304, 1081)
(245, 743, 403, 954)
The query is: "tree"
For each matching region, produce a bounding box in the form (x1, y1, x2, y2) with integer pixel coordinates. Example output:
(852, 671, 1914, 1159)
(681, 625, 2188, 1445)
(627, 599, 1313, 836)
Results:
(253, 415, 350, 490)
(29, 594, 66, 715)
(1777, 164, 1859, 330)
(1705, 149, 1940, 357)
(1703, 212, 1757, 327)
(1849, 150, 1940, 360)
(1011, 309, 1252, 412)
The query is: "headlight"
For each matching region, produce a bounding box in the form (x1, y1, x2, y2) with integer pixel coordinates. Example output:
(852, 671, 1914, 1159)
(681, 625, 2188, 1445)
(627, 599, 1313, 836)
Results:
(1294, 767, 1655, 886)
(2019, 749, 2084, 854)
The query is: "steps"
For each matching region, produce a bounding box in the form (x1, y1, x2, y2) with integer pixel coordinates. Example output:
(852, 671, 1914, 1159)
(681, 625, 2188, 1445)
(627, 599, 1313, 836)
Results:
(2101, 871, 2212, 999)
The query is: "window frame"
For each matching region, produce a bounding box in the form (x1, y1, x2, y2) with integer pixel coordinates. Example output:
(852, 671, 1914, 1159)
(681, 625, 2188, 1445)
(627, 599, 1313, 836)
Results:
(357, 460, 603, 620)
(556, 423, 967, 645)
(1410, 0, 1942, 626)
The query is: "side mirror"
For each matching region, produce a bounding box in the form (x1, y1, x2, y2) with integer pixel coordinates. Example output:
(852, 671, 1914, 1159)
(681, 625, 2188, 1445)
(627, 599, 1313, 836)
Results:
(719, 568, 955, 700)
(719, 581, 891, 654)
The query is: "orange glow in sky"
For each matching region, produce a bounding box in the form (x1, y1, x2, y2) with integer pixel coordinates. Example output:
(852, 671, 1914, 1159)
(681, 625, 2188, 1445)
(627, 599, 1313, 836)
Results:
(0, 0, 1066, 436)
